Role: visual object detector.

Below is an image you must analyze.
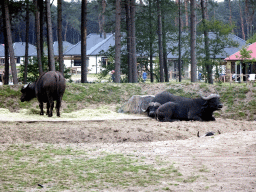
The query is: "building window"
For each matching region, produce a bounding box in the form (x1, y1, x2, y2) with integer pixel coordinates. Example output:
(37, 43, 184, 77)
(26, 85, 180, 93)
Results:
(16, 57, 20, 63)
(101, 57, 108, 68)
(74, 60, 81, 66)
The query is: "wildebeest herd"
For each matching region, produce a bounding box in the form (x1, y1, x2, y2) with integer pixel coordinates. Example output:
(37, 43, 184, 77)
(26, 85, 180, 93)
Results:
(20, 72, 222, 123)
(144, 91, 223, 122)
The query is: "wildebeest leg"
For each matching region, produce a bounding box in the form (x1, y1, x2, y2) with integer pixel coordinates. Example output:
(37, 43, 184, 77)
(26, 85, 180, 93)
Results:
(49, 101, 54, 117)
(46, 102, 50, 116)
(39, 102, 44, 115)
(56, 98, 61, 117)
(166, 118, 180, 122)
(47, 99, 54, 117)
(191, 116, 203, 121)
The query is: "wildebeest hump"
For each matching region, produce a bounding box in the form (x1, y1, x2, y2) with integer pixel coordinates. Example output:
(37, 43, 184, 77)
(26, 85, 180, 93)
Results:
(36, 71, 65, 101)
(20, 71, 66, 117)
(145, 91, 192, 117)
(155, 95, 223, 122)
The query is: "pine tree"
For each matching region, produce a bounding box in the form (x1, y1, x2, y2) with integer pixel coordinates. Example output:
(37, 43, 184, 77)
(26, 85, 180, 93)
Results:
(81, 0, 88, 83)
(115, 0, 121, 83)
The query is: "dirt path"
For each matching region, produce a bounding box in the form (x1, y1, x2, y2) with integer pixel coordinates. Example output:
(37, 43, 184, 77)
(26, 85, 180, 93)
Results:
(84, 130, 256, 191)
(0, 116, 256, 191)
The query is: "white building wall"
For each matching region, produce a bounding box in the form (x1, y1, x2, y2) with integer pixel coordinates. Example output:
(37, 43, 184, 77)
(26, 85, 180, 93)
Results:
(88, 56, 103, 74)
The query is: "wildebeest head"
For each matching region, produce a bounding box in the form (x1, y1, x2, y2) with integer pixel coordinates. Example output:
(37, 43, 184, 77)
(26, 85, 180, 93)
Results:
(145, 102, 162, 117)
(201, 94, 223, 111)
(20, 83, 36, 102)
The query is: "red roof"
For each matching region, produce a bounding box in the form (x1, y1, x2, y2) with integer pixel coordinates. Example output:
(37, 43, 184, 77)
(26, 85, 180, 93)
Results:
(224, 42, 256, 61)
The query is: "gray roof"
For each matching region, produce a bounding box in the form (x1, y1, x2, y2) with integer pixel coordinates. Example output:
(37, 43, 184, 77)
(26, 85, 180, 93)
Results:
(166, 32, 247, 60)
(64, 33, 113, 56)
(206, 32, 247, 59)
(87, 34, 115, 55)
(30, 41, 74, 56)
(0, 42, 37, 57)
(53, 41, 74, 56)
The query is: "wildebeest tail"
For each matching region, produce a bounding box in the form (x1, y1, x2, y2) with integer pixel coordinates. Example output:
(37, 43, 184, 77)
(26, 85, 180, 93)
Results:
(54, 72, 60, 98)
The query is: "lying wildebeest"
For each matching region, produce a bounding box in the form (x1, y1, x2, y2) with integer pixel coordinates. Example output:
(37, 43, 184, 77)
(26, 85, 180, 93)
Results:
(144, 91, 191, 117)
(20, 71, 66, 117)
(155, 94, 223, 122)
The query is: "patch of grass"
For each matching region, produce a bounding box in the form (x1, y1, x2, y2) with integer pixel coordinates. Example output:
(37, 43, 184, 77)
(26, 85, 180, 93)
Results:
(199, 165, 209, 173)
(1, 82, 256, 120)
(177, 175, 200, 183)
(0, 144, 186, 191)
(62, 83, 141, 112)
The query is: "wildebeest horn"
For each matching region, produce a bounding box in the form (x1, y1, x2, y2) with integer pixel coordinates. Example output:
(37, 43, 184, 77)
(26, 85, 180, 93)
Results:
(142, 102, 161, 112)
(23, 83, 30, 89)
(153, 102, 161, 107)
(147, 102, 161, 107)
(201, 94, 220, 100)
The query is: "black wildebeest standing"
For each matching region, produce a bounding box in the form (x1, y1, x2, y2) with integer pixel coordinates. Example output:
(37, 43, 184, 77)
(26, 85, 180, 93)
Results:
(155, 94, 223, 122)
(20, 71, 66, 117)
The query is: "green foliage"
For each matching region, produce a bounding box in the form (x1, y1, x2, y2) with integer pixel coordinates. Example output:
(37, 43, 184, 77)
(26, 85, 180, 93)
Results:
(18, 56, 48, 83)
(197, 19, 237, 81)
(236, 46, 253, 60)
(18, 56, 71, 83)
(247, 33, 256, 44)
(1, 82, 256, 120)
(97, 43, 129, 81)
(236, 46, 256, 64)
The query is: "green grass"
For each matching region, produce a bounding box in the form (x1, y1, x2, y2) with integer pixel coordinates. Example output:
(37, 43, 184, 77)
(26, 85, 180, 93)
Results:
(0, 81, 256, 120)
(0, 144, 187, 191)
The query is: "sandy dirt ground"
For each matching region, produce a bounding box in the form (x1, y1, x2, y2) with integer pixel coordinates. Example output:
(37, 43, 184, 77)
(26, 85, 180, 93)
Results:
(0, 113, 256, 191)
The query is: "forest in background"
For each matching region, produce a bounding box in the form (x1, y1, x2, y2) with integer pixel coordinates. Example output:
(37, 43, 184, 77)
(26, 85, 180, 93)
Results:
(0, 0, 255, 45)
(1, 0, 256, 85)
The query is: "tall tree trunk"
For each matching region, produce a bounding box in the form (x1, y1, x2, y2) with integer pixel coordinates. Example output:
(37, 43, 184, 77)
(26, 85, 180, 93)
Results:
(81, 0, 87, 83)
(184, 0, 189, 31)
(24, 0, 30, 84)
(115, 0, 121, 83)
(178, 0, 181, 82)
(201, 0, 212, 84)
(99, 0, 106, 38)
(131, 0, 137, 83)
(46, 0, 55, 71)
(239, 0, 246, 40)
(34, 0, 43, 74)
(228, 0, 234, 33)
(162, 13, 169, 82)
(39, 0, 44, 57)
(58, 0, 64, 74)
(126, 0, 132, 83)
(4, 0, 18, 84)
(245, 0, 250, 39)
(64, 21, 68, 41)
(1, 0, 9, 85)
(190, 0, 197, 82)
(149, 0, 154, 83)
(157, 0, 164, 82)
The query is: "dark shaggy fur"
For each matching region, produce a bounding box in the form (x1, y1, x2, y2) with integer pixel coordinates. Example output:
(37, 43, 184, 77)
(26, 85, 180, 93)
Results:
(155, 95, 223, 122)
(145, 91, 192, 117)
(20, 71, 66, 117)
